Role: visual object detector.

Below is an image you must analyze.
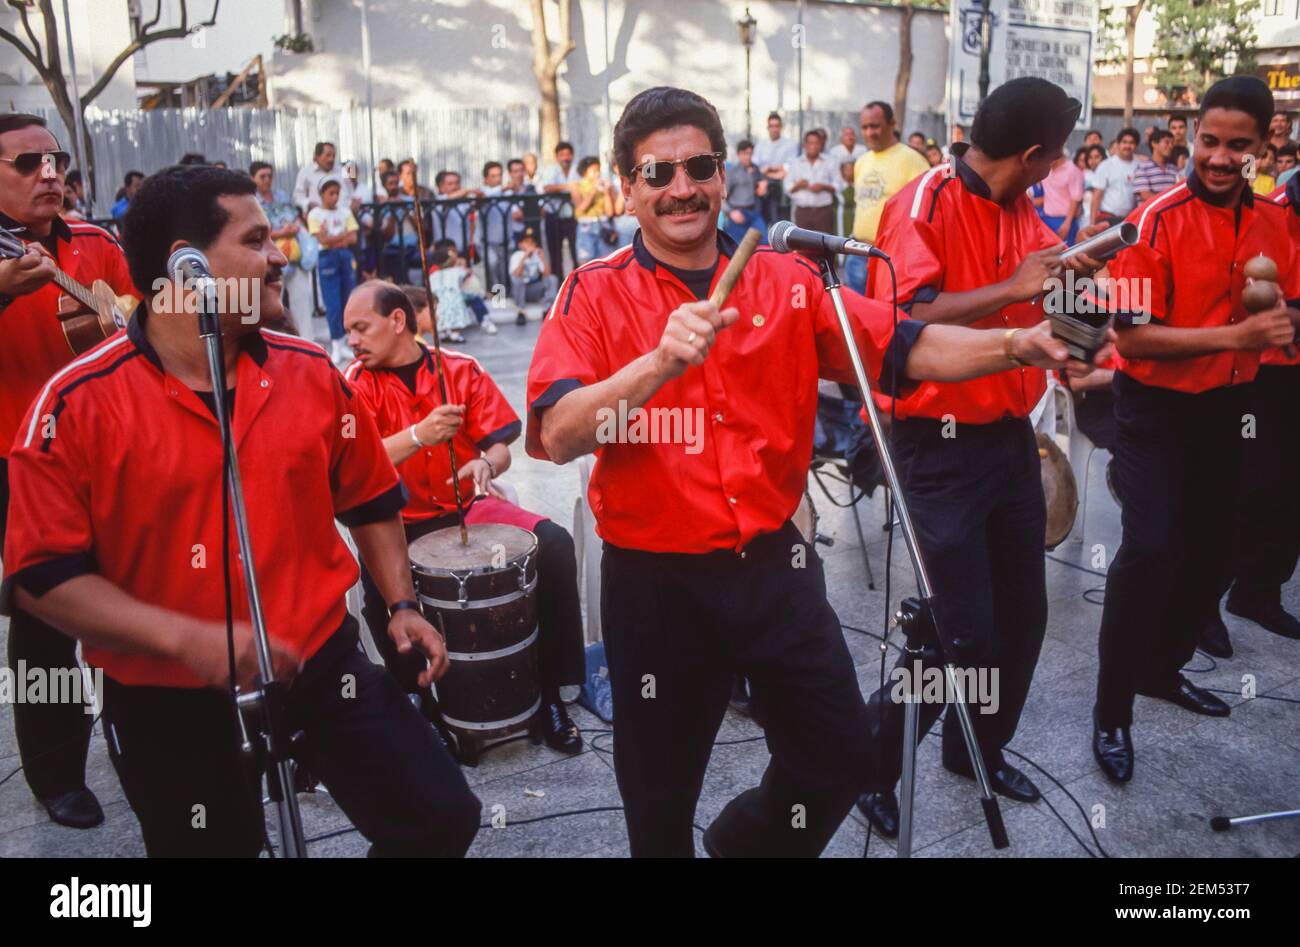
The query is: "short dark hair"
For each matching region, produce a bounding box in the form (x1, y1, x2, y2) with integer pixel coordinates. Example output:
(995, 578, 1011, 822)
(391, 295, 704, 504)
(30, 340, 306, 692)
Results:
(767, 112, 781, 124)
(1149, 129, 1173, 146)
(555, 140, 574, 155)
(1171, 144, 1190, 162)
(66, 169, 82, 188)
(862, 101, 894, 123)
(318, 178, 341, 196)
(736, 139, 754, 151)
(1117, 127, 1140, 144)
(381, 170, 399, 184)
(249, 161, 272, 177)
(434, 169, 458, 188)
(970, 77, 1081, 160)
(803, 130, 822, 143)
(1279, 142, 1299, 160)
(371, 281, 417, 333)
(177, 152, 207, 165)
(0, 113, 49, 150)
(577, 155, 600, 176)
(482, 160, 502, 178)
(124, 170, 144, 186)
(121, 165, 257, 292)
(1168, 115, 1187, 127)
(1084, 128, 1101, 138)
(1200, 76, 1275, 139)
(398, 158, 416, 172)
(313, 141, 335, 158)
(507, 158, 524, 171)
(613, 86, 727, 187)
(1266, 142, 1279, 157)
(1086, 144, 1107, 162)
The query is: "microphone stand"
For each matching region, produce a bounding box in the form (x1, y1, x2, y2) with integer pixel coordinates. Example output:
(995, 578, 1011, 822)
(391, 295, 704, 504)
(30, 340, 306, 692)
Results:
(815, 253, 1008, 856)
(196, 280, 307, 858)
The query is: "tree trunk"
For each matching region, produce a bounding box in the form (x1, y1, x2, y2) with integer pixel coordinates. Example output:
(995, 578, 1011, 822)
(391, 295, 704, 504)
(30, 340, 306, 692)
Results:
(1123, 1, 1145, 128)
(894, 1, 915, 132)
(529, 0, 575, 160)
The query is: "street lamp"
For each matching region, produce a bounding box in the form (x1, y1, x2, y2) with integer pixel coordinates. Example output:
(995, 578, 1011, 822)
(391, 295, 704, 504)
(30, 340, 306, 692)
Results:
(738, 7, 757, 139)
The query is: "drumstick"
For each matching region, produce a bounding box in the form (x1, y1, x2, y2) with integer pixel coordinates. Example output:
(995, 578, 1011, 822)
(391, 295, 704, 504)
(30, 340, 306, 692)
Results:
(708, 228, 762, 309)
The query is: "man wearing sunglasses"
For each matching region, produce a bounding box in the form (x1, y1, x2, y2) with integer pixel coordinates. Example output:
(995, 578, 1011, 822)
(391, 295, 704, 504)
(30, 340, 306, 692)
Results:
(0, 113, 136, 830)
(526, 86, 1102, 858)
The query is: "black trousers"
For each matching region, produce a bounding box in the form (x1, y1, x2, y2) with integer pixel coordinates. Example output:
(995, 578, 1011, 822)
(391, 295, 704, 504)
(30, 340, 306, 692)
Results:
(600, 522, 873, 857)
(361, 515, 585, 701)
(100, 617, 481, 857)
(0, 458, 94, 799)
(861, 417, 1048, 789)
(1096, 373, 1248, 728)
(543, 216, 577, 278)
(1228, 365, 1299, 602)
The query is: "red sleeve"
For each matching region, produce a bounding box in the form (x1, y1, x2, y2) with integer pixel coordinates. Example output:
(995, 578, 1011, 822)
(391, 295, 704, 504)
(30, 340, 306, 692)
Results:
(815, 281, 923, 399)
(105, 241, 137, 299)
(331, 368, 404, 526)
(2, 390, 97, 598)
(869, 197, 944, 314)
(524, 273, 611, 460)
(464, 361, 521, 450)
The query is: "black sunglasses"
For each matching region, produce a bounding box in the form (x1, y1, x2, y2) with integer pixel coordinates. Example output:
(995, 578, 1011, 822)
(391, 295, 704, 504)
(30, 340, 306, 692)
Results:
(0, 151, 72, 176)
(635, 152, 723, 189)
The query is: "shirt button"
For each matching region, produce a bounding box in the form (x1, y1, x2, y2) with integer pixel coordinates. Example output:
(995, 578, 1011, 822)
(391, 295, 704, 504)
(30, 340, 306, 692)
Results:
(260, 379, 269, 388)
(728, 496, 737, 504)
(752, 314, 765, 327)
(713, 412, 723, 423)
(169, 389, 178, 396)
(740, 550, 748, 559)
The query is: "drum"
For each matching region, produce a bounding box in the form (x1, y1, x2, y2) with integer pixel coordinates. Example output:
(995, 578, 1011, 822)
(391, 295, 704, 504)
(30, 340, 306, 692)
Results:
(409, 523, 540, 765)
(1038, 434, 1079, 550)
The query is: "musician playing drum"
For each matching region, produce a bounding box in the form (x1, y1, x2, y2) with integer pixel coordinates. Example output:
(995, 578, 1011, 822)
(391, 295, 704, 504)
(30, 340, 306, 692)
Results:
(855, 79, 1108, 837)
(526, 86, 1097, 857)
(0, 113, 135, 829)
(2, 166, 481, 857)
(342, 280, 586, 753)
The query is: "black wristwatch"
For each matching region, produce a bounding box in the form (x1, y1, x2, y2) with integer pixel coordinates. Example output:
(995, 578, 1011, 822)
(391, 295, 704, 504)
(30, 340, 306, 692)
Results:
(388, 599, 421, 618)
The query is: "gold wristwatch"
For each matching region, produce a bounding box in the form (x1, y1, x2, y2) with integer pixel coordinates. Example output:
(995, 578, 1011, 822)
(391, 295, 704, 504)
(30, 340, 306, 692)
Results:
(1004, 328, 1028, 367)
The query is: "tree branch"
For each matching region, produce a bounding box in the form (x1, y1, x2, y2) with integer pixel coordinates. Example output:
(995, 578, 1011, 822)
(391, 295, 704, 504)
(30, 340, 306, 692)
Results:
(9, 0, 45, 65)
(142, 0, 163, 34)
(0, 25, 46, 78)
(80, 0, 221, 108)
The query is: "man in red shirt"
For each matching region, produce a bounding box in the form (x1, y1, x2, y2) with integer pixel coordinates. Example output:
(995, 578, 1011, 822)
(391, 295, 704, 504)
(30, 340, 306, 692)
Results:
(1093, 77, 1300, 783)
(342, 280, 585, 752)
(2, 165, 481, 856)
(854, 78, 1107, 836)
(527, 86, 1093, 857)
(0, 113, 135, 829)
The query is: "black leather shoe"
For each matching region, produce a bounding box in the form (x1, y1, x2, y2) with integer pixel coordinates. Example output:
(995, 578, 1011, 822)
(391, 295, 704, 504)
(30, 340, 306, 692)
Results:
(1226, 594, 1300, 640)
(1137, 674, 1231, 717)
(515, 309, 527, 326)
(1092, 712, 1134, 783)
(943, 757, 1041, 802)
(855, 791, 899, 838)
(1198, 610, 1233, 658)
(530, 700, 582, 755)
(42, 787, 104, 829)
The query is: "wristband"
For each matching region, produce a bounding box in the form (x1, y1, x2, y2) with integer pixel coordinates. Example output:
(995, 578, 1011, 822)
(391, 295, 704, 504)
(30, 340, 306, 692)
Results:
(409, 424, 427, 448)
(1004, 328, 1027, 367)
(388, 599, 421, 618)
(482, 456, 496, 479)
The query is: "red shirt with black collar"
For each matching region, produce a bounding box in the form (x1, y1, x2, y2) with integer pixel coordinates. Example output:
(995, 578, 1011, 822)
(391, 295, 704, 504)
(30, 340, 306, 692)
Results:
(344, 344, 521, 522)
(2, 312, 404, 688)
(0, 213, 135, 459)
(867, 143, 1060, 424)
(1108, 172, 1300, 390)
(1263, 180, 1300, 368)
(525, 229, 922, 554)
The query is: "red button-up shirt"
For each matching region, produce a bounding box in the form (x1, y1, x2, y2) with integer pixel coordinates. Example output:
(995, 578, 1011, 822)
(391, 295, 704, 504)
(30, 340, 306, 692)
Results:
(526, 229, 918, 554)
(1110, 173, 1300, 390)
(1263, 181, 1300, 368)
(345, 345, 521, 522)
(0, 213, 135, 458)
(3, 313, 403, 687)
(867, 145, 1059, 423)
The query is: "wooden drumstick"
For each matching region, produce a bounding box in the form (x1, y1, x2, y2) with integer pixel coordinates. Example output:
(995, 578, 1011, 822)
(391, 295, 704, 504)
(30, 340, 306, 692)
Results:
(708, 228, 762, 309)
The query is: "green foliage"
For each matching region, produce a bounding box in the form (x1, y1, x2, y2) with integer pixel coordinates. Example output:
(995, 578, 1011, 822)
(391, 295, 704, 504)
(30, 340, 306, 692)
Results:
(1149, 0, 1257, 100)
(273, 32, 315, 55)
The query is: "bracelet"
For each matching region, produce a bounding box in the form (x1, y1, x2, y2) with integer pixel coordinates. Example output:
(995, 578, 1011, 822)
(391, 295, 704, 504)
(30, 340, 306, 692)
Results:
(388, 599, 421, 618)
(409, 424, 426, 448)
(482, 456, 496, 479)
(1004, 328, 1027, 367)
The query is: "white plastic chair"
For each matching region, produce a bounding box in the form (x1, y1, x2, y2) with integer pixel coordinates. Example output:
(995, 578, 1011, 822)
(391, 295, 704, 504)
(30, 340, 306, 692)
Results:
(571, 454, 603, 645)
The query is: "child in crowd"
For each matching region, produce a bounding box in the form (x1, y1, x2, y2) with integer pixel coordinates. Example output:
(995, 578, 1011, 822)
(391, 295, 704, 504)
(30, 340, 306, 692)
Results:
(307, 178, 359, 364)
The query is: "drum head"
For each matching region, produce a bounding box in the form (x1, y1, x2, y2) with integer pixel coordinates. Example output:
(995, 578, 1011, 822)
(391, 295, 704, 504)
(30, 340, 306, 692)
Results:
(1038, 434, 1079, 550)
(410, 523, 537, 575)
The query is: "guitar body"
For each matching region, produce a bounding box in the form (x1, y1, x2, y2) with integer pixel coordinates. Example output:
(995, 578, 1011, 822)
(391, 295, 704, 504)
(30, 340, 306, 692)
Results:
(56, 280, 135, 355)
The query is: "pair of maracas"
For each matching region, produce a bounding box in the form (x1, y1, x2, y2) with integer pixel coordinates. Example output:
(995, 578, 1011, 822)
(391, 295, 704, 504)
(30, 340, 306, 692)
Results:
(1242, 253, 1299, 357)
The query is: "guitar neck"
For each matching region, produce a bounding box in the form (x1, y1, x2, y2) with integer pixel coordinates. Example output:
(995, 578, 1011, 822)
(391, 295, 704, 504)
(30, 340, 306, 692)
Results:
(51, 268, 97, 312)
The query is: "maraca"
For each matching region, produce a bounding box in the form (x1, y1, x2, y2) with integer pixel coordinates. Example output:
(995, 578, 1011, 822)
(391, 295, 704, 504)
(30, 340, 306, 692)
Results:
(1242, 253, 1280, 313)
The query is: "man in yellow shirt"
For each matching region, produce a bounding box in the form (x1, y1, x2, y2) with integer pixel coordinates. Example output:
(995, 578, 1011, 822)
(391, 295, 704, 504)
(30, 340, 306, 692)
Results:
(845, 100, 930, 294)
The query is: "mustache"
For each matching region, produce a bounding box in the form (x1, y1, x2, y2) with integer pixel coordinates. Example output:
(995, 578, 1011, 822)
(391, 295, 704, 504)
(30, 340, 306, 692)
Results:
(265, 263, 283, 283)
(654, 195, 711, 217)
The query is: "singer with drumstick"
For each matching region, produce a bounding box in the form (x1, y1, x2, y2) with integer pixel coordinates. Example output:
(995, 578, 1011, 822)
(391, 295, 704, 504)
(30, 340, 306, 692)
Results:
(1, 166, 480, 856)
(525, 87, 1099, 858)
(1092, 77, 1300, 784)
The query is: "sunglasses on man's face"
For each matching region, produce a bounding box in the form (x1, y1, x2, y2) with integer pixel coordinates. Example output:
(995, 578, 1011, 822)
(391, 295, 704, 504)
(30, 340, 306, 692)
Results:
(0, 151, 72, 176)
(635, 152, 723, 189)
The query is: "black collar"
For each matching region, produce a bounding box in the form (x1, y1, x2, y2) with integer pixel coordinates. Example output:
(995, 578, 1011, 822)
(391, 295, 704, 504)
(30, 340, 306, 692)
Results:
(0, 208, 72, 244)
(1186, 170, 1254, 209)
(631, 228, 739, 273)
(127, 302, 269, 374)
(947, 142, 994, 201)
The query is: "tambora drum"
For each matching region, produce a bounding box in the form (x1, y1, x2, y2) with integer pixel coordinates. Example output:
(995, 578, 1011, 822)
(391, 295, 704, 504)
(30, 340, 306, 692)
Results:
(409, 523, 540, 765)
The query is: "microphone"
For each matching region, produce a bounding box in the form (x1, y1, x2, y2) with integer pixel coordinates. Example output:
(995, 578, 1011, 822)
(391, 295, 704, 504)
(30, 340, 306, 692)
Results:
(768, 220, 890, 260)
(167, 246, 214, 283)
